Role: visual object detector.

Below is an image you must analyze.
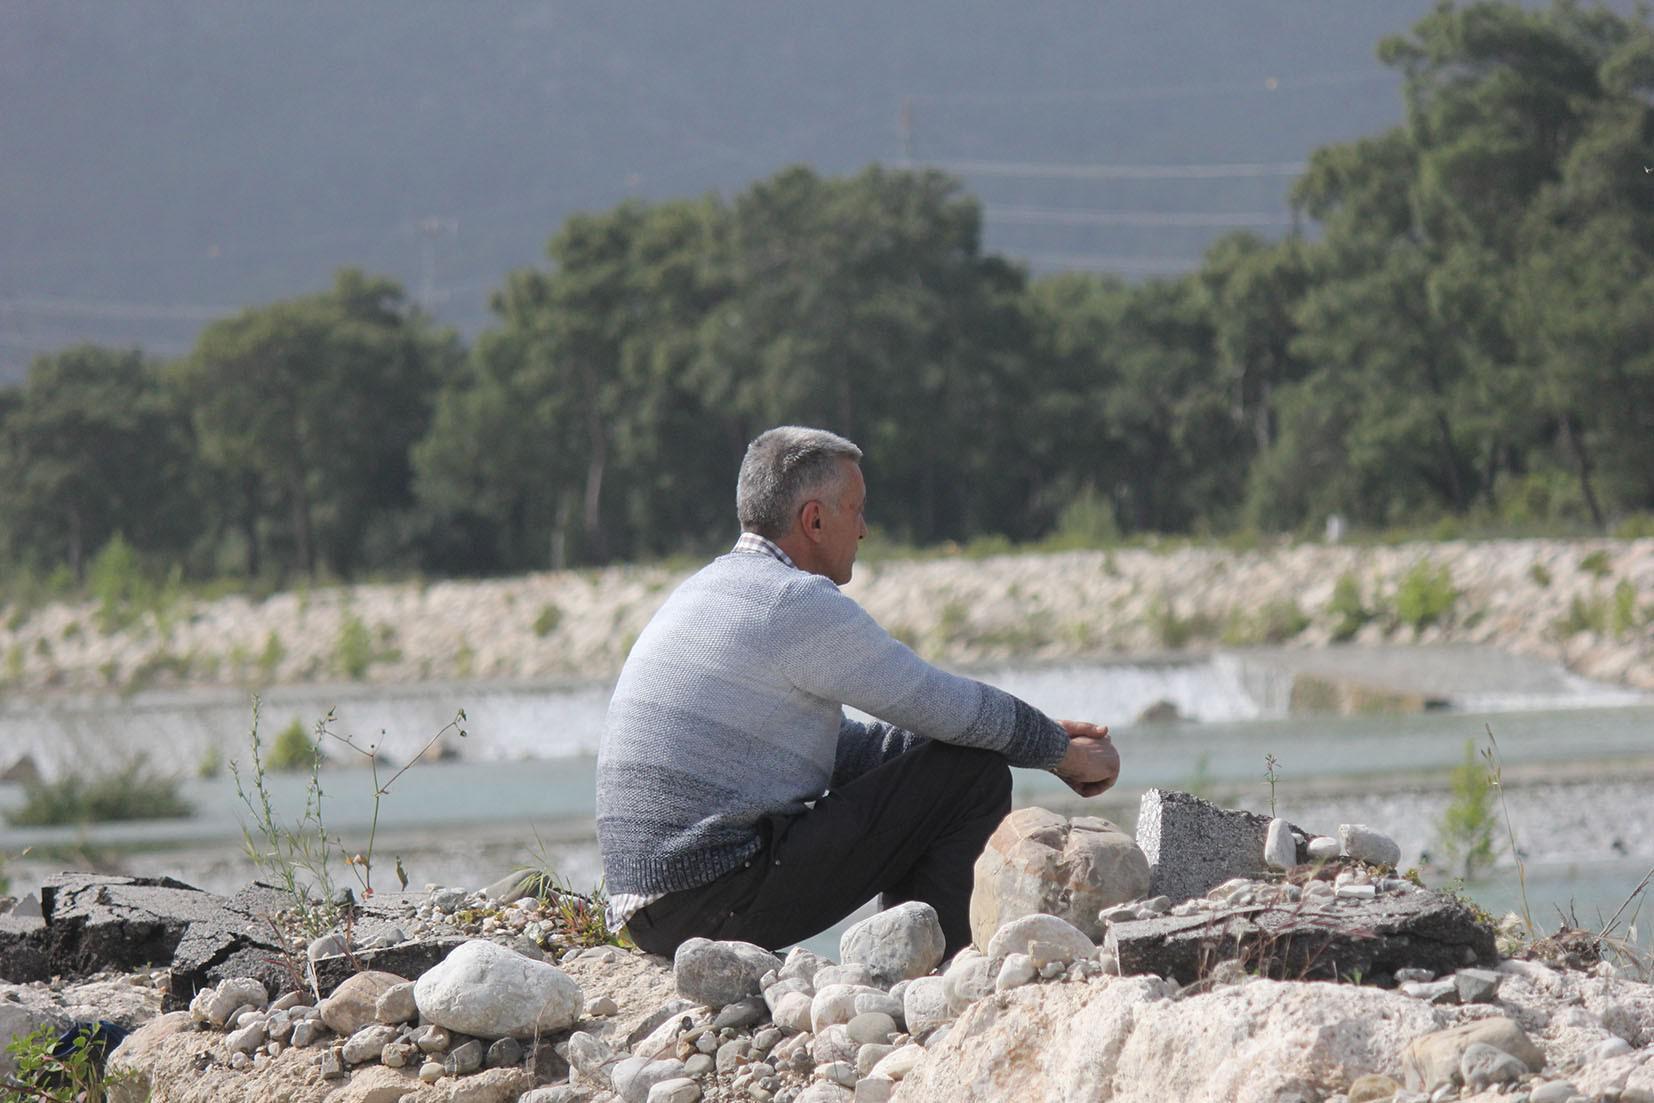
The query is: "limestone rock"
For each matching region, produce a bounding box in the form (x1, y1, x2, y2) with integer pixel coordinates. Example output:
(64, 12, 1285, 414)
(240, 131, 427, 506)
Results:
(320, 970, 406, 1036)
(970, 807, 1149, 947)
(1264, 819, 1296, 871)
(1400, 1017, 1543, 1093)
(673, 938, 782, 1008)
(902, 976, 952, 1040)
(1339, 824, 1402, 868)
(898, 975, 1437, 1103)
(414, 939, 583, 1039)
(984, 914, 1095, 965)
(374, 980, 418, 1024)
(840, 902, 945, 986)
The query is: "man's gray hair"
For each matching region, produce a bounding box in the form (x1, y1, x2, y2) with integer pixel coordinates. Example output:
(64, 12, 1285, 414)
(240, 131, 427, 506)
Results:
(737, 426, 863, 539)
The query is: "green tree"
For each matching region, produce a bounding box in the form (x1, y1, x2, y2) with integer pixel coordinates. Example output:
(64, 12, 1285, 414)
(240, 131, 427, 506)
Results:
(178, 269, 458, 578)
(0, 345, 198, 579)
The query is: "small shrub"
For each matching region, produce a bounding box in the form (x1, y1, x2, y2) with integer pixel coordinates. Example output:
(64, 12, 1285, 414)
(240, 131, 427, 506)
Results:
(1394, 561, 1457, 633)
(1611, 579, 1641, 637)
(124, 649, 192, 694)
(5, 644, 25, 684)
(1042, 486, 1120, 550)
(936, 600, 970, 643)
(61, 620, 82, 641)
(533, 603, 563, 638)
(1612, 513, 1654, 539)
(1327, 572, 1371, 642)
(1580, 549, 1613, 578)
(257, 630, 286, 683)
(268, 718, 317, 772)
(5, 1020, 137, 1101)
(1436, 740, 1496, 880)
(7, 755, 193, 826)
(1149, 594, 1215, 649)
(1527, 561, 1552, 588)
(1554, 593, 1607, 638)
(197, 744, 224, 779)
(455, 641, 476, 679)
(336, 614, 374, 680)
(1255, 599, 1310, 643)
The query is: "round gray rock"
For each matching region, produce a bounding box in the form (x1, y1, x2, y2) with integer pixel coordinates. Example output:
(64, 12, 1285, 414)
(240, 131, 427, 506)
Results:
(674, 938, 783, 1008)
(840, 901, 945, 987)
(414, 939, 583, 1039)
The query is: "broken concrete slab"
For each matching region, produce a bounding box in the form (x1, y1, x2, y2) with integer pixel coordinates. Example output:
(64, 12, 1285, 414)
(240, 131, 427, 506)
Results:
(1102, 888, 1496, 986)
(1134, 789, 1307, 903)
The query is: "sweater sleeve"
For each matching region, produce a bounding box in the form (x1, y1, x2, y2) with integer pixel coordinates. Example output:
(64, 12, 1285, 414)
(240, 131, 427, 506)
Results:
(832, 715, 929, 788)
(777, 574, 1068, 770)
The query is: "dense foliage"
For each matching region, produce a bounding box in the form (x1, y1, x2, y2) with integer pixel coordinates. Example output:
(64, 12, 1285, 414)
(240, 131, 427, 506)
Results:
(3, 2, 1651, 587)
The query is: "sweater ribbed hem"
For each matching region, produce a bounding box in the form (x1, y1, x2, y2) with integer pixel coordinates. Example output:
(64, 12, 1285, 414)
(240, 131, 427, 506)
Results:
(601, 836, 764, 898)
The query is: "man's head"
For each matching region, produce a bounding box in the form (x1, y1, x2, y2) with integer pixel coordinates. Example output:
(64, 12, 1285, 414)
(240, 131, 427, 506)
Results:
(737, 426, 867, 585)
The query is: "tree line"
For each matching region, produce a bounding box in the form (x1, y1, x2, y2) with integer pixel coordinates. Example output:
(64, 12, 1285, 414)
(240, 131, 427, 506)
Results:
(4, 1, 1652, 588)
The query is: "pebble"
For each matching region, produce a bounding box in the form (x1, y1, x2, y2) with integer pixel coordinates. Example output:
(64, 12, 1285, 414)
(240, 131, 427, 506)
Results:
(818, 1060, 857, 1088)
(342, 1023, 398, 1065)
(419, 1059, 445, 1083)
(1264, 818, 1297, 870)
(753, 1027, 782, 1052)
(587, 995, 620, 1017)
(444, 1038, 483, 1075)
(1307, 835, 1341, 861)
(1453, 968, 1502, 1004)
(1458, 1042, 1526, 1092)
(648, 1078, 702, 1103)
(487, 1036, 524, 1067)
(318, 1046, 346, 1080)
(1338, 824, 1402, 867)
(224, 1020, 266, 1055)
(995, 954, 1036, 993)
(1335, 884, 1377, 900)
(854, 1079, 894, 1102)
(1394, 968, 1435, 984)
(1528, 1082, 1579, 1103)
(1592, 1036, 1633, 1061)
(382, 1040, 420, 1068)
(857, 1044, 894, 1077)
(685, 1053, 715, 1077)
(228, 1051, 252, 1071)
(846, 1012, 895, 1046)
(289, 1020, 324, 1048)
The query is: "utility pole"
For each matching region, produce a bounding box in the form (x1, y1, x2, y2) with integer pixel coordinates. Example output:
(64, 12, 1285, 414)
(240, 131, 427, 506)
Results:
(416, 216, 459, 311)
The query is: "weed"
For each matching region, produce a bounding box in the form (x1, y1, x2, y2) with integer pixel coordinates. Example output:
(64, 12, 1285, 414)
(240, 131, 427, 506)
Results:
(454, 641, 476, 679)
(1254, 599, 1310, 644)
(1436, 739, 1497, 881)
(1554, 593, 1607, 638)
(1149, 594, 1215, 650)
(3, 645, 21, 685)
(123, 648, 192, 694)
(60, 620, 81, 642)
(1263, 754, 1281, 818)
(6, 755, 193, 826)
(1527, 561, 1552, 588)
(4, 1020, 137, 1101)
(533, 603, 563, 638)
(1394, 561, 1457, 633)
(935, 600, 970, 644)
(1481, 726, 1532, 935)
(269, 718, 317, 772)
(312, 706, 466, 899)
(1580, 549, 1613, 578)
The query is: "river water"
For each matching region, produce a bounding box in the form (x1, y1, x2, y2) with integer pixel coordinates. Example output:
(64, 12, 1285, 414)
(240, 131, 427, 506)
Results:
(0, 647, 1649, 957)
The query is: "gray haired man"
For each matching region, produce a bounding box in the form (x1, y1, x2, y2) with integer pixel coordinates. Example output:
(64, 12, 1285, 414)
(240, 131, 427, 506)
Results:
(596, 425, 1119, 958)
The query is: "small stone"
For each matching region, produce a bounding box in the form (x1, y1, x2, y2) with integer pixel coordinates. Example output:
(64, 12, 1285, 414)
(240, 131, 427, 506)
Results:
(846, 1013, 895, 1046)
(685, 1053, 715, 1076)
(225, 1020, 267, 1055)
(694, 1031, 718, 1055)
(416, 940, 584, 1038)
(419, 1059, 444, 1083)
(342, 1023, 399, 1064)
(772, 991, 814, 1034)
(779, 947, 833, 988)
(1338, 824, 1401, 867)
(1401, 979, 1458, 1005)
(1453, 968, 1502, 1004)
(321, 970, 407, 1036)
(613, 1055, 689, 1103)
(1593, 1036, 1633, 1061)
(228, 1051, 252, 1071)
(1527, 1081, 1579, 1103)
(985, 914, 1095, 965)
(205, 978, 269, 1028)
(855, 1079, 894, 1103)
(1348, 1074, 1403, 1103)
(1264, 819, 1296, 870)
(857, 1043, 894, 1077)
(382, 1041, 420, 1068)
(413, 1024, 452, 1054)
(901, 977, 951, 1041)
(1307, 836, 1340, 861)
(444, 1038, 484, 1075)
(289, 1020, 324, 1048)
(1038, 961, 1065, 980)
(1459, 1042, 1527, 1092)
(486, 1037, 523, 1068)
(813, 963, 878, 990)
(1098, 903, 1139, 924)
(753, 1027, 782, 1052)
(994, 953, 1036, 993)
(817, 1060, 857, 1088)
(716, 1038, 751, 1074)
(1335, 883, 1377, 900)
(840, 901, 951, 988)
(586, 995, 620, 1017)
(715, 998, 767, 1030)
(869, 1043, 925, 1081)
(1394, 968, 1434, 984)
(431, 886, 467, 911)
(307, 932, 350, 961)
(374, 981, 418, 1024)
(319, 1046, 346, 1079)
(648, 1078, 702, 1103)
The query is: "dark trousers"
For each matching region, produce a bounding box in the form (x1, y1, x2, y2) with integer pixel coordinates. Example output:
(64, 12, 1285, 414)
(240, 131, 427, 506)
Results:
(626, 740, 1012, 960)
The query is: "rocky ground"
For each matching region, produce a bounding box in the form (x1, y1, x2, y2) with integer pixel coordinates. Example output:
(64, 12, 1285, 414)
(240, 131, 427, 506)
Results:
(0, 793, 1651, 1102)
(1, 538, 1650, 696)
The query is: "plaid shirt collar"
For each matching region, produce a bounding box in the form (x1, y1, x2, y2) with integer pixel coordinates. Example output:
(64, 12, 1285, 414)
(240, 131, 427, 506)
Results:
(732, 531, 798, 570)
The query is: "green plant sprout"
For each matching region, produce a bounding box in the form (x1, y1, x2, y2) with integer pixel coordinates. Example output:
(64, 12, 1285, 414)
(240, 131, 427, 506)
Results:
(1263, 753, 1281, 818)
(1481, 725, 1532, 934)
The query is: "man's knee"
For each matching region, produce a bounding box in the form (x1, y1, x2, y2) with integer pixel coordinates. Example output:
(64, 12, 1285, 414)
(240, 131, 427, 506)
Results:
(926, 741, 1012, 815)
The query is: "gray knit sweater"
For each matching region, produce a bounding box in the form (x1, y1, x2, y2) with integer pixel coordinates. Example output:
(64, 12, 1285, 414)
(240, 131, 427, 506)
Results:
(596, 549, 1070, 898)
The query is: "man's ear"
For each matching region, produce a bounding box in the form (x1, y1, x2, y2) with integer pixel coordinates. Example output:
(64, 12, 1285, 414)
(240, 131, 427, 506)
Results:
(798, 499, 825, 543)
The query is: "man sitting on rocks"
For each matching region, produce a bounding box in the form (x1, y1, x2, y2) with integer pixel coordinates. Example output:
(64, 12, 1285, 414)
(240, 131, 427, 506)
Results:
(597, 425, 1120, 959)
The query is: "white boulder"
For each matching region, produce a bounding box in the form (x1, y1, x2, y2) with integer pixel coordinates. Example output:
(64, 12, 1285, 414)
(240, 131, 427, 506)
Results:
(414, 939, 583, 1039)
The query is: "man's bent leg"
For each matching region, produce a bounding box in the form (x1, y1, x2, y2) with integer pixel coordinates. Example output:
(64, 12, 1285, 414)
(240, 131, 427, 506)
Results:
(722, 740, 1011, 958)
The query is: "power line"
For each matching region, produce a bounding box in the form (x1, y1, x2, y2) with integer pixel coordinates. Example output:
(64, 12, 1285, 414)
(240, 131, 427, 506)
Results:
(986, 205, 1290, 228)
(925, 158, 1307, 181)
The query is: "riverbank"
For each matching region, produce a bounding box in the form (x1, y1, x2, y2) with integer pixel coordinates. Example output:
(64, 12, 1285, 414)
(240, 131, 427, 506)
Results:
(1, 538, 1650, 698)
